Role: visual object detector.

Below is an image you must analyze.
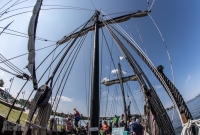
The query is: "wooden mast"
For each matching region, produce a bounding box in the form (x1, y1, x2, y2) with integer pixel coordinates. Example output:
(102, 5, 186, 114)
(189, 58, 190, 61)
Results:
(118, 63, 127, 129)
(90, 10, 100, 135)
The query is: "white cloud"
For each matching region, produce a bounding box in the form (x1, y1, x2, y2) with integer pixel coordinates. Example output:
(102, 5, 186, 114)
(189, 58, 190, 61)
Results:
(60, 96, 74, 102)
(119, 56, 124, 60)
(101, 77, 109, 82)
(52, 95, 74, 102)
(186, 74, 191, 83)
(101, 91, 107, 95)
(111, 69, 127, 74)
(154, 85, 163, 89)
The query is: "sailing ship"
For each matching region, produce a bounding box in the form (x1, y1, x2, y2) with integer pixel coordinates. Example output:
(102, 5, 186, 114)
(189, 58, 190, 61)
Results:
(0, 0, 199, 135)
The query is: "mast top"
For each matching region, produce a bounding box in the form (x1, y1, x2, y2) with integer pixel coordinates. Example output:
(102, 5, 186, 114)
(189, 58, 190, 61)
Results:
(95, 10, 100, 15)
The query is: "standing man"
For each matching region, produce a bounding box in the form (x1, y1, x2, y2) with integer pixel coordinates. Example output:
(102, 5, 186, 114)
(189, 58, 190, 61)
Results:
(107, 118, 112, 133)
(74, 108, 80, 133)
(130, 118, 143, 135)
(118, 114, 124, 127)
(113, 115, 119, 127)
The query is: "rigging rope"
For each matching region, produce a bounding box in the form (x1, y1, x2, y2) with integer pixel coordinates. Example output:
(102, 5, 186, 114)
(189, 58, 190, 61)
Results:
(37, 17, 92, 84)
(0, 0, 13, 11)
(132, 19, 157, 100)
(9, 43, 70, 124)
(149, 0, 156, 11)
(0, 28, 57, 42)
(146, 0, 150, 9)
(0, 53, 24, 75)
(42, 5, 94, 11)
(101, 11, 178, 112)
(41, 7, 95, 11)
(0, 44, 56, 64)
(0, 11, 32, 21)
(89, 0, 96, 10)
(37, 41, 72, 83)
(45, 14, 96, 85)
(51, 36, 86, 107)
(0, 0, 28, 21)
(125, 82, 141, 115)
(5, 80, 28, 120)
(148, 14, 175, 84)
(0, 0, 19, 16)
(101, 28, 124, 110)
(3, 5, 94, 14)
(51, 21, 95, 89)
(148, 14, 176, 123)
(0, 66, 18, 76)
(107, 24, 175, 134)
(84, 33, 89, 118)
(48, 49, 56, 104)
(53, 34, 87, 117)
(0, 6, 95, 22)
(104, 37, 114, 117)
(100, 30, 103, 117)
(16, 43, 70, 123)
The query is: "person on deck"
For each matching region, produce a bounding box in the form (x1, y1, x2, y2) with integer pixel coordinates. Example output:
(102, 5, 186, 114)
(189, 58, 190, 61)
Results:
(99, 120, 102, 129)
(129, 118, 133, 125)
(120, 120, 126, 127)
(66, 116, 72, 131)
(118, 114, 124, 127)
(107, 118, 112, 133)
(129, 117, 135, 133)
(102, 121, 109, 135)
(130, 118, 143, 135)
(83, 122, 89, 134)
(74, 108, 80, 132)
(113, 115, 119, 127)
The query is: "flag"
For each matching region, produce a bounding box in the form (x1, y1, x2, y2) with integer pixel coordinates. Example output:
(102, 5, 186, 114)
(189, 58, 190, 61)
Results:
(0, 21, 14, 35)
(119, 56, 124, 60)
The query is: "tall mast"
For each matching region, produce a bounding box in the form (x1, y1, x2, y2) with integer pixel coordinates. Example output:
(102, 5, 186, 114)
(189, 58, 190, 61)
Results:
(90, 10, 100, 135)
(118, 63, 127, 129)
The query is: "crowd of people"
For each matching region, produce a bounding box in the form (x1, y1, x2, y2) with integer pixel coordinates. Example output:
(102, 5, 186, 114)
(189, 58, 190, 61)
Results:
(99, 114, 143, 135)
(64, 109, 143, 135)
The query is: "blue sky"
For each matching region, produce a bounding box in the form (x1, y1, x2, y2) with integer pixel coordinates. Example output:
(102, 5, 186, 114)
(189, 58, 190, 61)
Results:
(0, 0, 200, 118)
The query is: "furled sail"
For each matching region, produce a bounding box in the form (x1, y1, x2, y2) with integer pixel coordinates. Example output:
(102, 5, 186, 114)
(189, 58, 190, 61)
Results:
(57, 10, 149, 45)
(101, 75, 137, 86)
(26, 0, 43, 90)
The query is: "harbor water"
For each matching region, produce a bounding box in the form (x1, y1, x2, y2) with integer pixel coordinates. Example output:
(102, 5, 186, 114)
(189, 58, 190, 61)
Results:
(167, 96, 200, 135)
